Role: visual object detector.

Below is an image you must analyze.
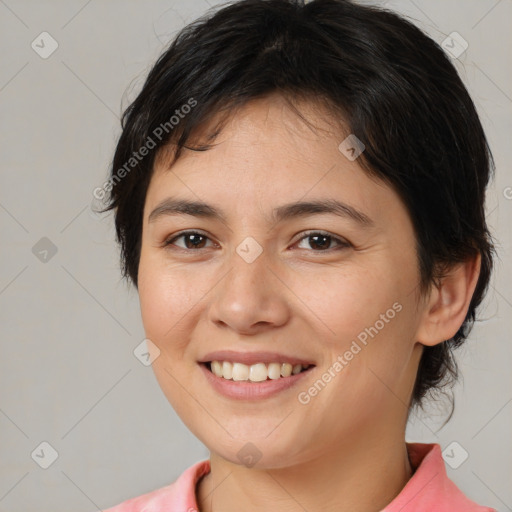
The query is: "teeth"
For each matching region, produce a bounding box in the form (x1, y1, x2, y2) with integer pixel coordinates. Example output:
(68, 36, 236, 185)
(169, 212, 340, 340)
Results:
(249, 363, 267, 382)
(268, 362, 281, 379)
(209, 361, 311, 382)
(222, 361, 233, 379)
(211, 361, 223, 378)
(281, 363, 293, 377)
(232, 362, 249, 381)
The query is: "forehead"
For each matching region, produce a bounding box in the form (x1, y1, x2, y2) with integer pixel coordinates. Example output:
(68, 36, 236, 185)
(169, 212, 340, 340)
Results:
(145, 95, 404, 227)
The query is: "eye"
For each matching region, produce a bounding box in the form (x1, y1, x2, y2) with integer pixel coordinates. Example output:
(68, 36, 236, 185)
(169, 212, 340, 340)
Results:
(163, 230, 215, 250)
(294, 231, 351, 251)
(162, 230, 351, 252)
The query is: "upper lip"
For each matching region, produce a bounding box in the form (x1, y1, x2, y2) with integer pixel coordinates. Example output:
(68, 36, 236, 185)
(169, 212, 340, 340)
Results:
(198, 350, 315, 366)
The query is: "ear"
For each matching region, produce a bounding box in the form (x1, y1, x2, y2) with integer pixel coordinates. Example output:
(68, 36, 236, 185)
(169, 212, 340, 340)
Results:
(416, 252, 481, 347)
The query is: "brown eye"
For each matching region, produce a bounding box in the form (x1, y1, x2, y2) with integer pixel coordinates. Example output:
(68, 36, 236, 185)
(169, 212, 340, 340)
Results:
(295, 231, 350, 251)
(164, 231, 213, 250)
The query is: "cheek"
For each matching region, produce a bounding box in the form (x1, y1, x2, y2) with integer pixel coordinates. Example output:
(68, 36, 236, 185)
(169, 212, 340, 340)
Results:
(298, 261, 417, 390)
(137, 252, 195, 346)
(137, 250, 226, 359)
(290, 263, 400, 345)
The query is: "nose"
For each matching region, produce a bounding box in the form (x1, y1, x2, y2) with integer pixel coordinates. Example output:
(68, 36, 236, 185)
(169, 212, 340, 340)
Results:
(207, 246, 291, 335)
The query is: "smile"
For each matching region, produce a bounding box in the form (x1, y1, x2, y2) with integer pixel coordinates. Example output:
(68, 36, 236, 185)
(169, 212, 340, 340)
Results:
(199, 361, 316, 400)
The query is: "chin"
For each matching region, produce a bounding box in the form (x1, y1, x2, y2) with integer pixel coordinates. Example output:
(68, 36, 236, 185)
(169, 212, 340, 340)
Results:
(206, 434, 312, 470)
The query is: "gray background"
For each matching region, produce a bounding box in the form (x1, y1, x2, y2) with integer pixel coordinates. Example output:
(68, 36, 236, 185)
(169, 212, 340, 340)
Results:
(0, 0, 511, 511)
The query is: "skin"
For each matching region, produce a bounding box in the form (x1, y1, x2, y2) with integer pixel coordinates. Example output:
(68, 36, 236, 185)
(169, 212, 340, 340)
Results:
(137, 94, 481, 512)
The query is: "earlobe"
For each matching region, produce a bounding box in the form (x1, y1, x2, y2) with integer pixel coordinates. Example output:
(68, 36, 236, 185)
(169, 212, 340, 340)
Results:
(416, 252, 481, 347)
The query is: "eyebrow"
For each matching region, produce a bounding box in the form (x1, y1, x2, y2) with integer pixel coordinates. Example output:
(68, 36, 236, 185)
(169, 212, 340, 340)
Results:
(148, 197, 374, 227)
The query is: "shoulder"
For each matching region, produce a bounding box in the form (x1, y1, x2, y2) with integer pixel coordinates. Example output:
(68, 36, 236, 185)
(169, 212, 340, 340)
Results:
(383, 443, 496, 512)
(103, 459, 210, 512)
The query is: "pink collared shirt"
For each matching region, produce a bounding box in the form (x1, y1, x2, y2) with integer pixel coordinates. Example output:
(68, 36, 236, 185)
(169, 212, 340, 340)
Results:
(103, 443, 496, 511)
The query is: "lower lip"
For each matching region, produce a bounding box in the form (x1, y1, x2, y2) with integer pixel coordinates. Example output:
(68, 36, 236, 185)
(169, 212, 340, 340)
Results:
(199, 363, 315, 400)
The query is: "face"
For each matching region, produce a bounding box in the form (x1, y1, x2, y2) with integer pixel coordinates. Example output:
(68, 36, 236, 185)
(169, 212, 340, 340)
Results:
(138, 94, 427, 468)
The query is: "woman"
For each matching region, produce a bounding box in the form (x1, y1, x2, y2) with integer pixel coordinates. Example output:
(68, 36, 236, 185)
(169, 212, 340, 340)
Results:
(101, 0, 496, 510)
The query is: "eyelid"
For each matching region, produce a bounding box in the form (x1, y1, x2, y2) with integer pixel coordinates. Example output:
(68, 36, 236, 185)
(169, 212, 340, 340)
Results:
(293, 230, 351, 249)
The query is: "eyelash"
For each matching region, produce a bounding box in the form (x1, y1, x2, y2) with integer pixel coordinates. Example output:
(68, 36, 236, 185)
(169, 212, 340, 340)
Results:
(162, 230, 351, 253)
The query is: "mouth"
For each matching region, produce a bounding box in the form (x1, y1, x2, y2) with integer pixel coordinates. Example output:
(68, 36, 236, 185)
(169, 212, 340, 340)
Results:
(200, 361, 316, 383)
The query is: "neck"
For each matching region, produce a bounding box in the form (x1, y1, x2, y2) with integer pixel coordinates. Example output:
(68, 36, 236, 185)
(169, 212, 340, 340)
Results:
(197, 429, 413, 512)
